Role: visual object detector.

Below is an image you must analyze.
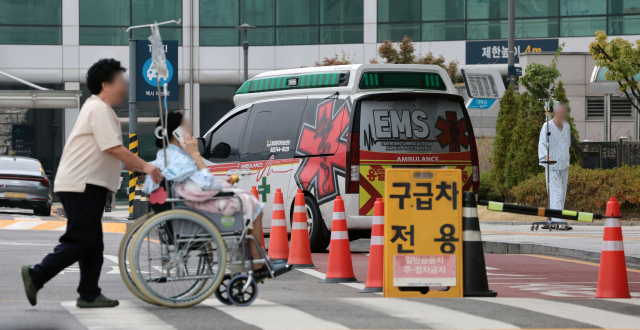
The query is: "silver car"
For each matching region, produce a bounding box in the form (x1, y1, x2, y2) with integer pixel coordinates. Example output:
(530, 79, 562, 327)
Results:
(0, 156, 53, 216)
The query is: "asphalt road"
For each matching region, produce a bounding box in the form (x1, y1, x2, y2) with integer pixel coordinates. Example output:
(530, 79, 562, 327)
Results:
(1, 229, 640, 330)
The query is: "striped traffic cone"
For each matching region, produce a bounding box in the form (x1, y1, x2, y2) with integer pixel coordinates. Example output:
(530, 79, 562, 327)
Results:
(595, 198, 631, 298)
(287, 189, 315, 268)
(322, 196, 358, 283)
(463, 192, 497, 297)
(250, 186, 266, 250)
(359, 198, 384, 293)
(268, 188, 289, 260)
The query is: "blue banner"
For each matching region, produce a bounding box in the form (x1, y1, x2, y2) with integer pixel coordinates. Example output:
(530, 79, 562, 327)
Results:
(467, 99, 496, 109)
(466, 39, 559, 65)
(136, 40, 178, 103)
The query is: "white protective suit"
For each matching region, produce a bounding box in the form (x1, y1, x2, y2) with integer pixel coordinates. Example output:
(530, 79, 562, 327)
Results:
(538, 120, 571, 222)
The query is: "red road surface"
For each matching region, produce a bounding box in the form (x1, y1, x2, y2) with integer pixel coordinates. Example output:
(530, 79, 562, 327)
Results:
(310, 253, 640, 298)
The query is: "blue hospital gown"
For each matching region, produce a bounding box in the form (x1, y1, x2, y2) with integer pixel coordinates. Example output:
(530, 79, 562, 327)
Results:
(538, 120, 571, 222)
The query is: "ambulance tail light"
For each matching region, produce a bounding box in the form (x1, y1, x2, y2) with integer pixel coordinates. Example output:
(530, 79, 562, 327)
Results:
(469, 132, 480, 193)
(346, 131, 360, 194)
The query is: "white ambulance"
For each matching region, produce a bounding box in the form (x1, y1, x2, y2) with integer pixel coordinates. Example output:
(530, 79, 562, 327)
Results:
(201, 64, 480, 252)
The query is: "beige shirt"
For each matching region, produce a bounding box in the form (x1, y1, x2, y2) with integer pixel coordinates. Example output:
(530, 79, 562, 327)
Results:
(54, 95, 123, 193)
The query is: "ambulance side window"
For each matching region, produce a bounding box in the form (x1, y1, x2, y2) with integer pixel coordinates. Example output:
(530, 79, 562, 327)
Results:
(241, 98, 306, 161)
(207, 110, 248, 163)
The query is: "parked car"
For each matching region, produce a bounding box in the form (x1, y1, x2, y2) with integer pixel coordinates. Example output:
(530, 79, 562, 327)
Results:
(0, 155, 53, 216)
(201, 64, 479, 252)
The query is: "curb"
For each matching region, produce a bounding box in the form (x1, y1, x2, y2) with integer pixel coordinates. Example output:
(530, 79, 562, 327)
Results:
(481, 221, 639, 226)
(482, 241, 640, 268)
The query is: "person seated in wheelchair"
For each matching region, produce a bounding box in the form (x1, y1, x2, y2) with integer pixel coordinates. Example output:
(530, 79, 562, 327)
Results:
(142, 111, 273, 279)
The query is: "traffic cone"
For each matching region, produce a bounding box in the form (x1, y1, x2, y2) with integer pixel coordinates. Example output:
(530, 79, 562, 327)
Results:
(322, 196, 358, 283)
(287, 189, 315, 268)
(268, 188, 289, 260)
(595, 198, 631, 298)
(359, 198, 384, 293)
(250, 186, 266, 250)
(462, 192, 497, 297)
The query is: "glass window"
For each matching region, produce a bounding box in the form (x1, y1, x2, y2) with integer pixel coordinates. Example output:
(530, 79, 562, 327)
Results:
(422, 21, 465, 41)
(321, 25, 363, 44)
(466, 20, 507, 40)
(378, 0, 420, 23)
(132, 0, 182, 25)
(609, 15, 640, 35)
(561, 17, 606, 37)
(201, 0, 239, 27)
(515, 18, 558, 38)
(0, 0, 61, 45)
(131, 26, 182, 44)
(515, 0, 558, 18)
(467, 0, 508, 20)
(80, 27, 129, 45)
(609, 0, 640, 15)
(201, 28, 239, 46)
(80, 0, 129, 26)
(277, 26, 319, 45)
(377, 23, 420, 42)
(321, 0, 363, 24)
(0, 0, 61, 25)
(242, 0, 274, 26)
(277, 0, 319, 26)
(207, 110, 248, 163)
(422, 0, 464, 21)
(561, 0, 606, 16)
(243, 27, 275, 46)
(249, 112, 271, 153)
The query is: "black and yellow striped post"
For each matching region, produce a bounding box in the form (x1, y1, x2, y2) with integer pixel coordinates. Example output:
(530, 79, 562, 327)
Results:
(478, 200, 603, 222)
(128, 133, 138, 218)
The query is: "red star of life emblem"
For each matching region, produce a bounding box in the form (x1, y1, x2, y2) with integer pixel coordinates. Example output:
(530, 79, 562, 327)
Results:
(294, 98, 350, 204)
(435, 111, 469, 152)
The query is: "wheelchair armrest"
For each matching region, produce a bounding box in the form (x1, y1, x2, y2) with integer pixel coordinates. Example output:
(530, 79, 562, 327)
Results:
(216, 191, 235, 197)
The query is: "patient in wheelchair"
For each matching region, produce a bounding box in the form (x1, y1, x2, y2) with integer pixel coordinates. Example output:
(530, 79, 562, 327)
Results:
(142, 111, 271, 275)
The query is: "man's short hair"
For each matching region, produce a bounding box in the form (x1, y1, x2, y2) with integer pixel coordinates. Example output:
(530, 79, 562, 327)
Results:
(553, 101, 567, 112)
(86, 59, 126, 95)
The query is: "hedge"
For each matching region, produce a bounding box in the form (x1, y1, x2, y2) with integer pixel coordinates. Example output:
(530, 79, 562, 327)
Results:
(510, 165, 640, 213)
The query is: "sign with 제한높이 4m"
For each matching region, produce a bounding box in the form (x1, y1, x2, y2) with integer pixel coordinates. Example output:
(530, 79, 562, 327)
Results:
(384, 168, 463, 298)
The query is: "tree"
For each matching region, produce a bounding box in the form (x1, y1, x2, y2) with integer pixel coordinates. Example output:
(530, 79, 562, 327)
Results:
(314, 51, 356, 67)
(589, 31, 640, 114)
(491, 84, 517, 196)
(377, 36, 460, 82)
(518, 42, 564, 101)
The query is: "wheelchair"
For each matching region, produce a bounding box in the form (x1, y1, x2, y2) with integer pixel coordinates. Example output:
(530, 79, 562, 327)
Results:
(118, 181, 291, 308)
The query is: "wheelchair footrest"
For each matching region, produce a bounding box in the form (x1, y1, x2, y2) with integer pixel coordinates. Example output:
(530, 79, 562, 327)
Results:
(271, 262, 292, 278)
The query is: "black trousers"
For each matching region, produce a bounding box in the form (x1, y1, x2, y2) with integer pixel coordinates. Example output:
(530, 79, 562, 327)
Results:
(30, 184, 108, 301)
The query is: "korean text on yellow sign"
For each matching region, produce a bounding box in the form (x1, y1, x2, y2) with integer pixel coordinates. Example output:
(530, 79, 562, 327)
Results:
(383, 168, 463, 298)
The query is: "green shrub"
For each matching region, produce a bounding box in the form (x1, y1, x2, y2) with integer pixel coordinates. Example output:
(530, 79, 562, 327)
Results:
(511, 165, 640, 213)
(491, 85, 517, 196)
(479, 171, 505, 202)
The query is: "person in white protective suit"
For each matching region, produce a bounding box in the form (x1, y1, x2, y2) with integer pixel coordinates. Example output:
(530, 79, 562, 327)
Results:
(538, 102, 573, 230)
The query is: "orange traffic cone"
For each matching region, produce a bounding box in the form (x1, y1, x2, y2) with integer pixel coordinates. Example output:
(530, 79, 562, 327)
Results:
(322, 196, 358, 283)
(287, 189, 315, 268)
(268, 188, 289, 260)
(359, 198, 384, 293)
(250, 186, 266, 250)
(595, 198, 631, 298)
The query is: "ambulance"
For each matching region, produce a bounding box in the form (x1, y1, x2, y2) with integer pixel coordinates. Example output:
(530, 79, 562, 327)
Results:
(201, 64, 479, 252)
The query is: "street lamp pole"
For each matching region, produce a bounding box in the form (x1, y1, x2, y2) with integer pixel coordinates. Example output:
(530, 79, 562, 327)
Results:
(236, 23, 255, 82)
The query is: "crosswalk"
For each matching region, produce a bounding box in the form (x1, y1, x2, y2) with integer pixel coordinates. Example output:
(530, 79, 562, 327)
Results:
(30, 297, 640, 330)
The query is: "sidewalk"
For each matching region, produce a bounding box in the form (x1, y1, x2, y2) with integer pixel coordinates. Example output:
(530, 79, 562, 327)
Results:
(480, 223, 640, 267)
(102, 204, 130, 222)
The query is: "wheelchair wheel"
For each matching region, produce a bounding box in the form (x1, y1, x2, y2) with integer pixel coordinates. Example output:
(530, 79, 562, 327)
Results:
(118, 212, 158, 305)
(227, 275, 258, 306)
(129, 209, 227, 308)
(214, 274, 233, 305)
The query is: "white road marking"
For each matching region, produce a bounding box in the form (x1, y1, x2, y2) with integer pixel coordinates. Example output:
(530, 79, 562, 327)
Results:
(61, 300, 176, 330)
(473, 297, 640, 329)
(344, 298, 519, 329)
(53, 225, 66, 231)
(202, 299, 349, 330)
(0, 241, 56, 246)
(296, 268, 373, 293)
(1, 221, 43, 230)
(485, 267, 500, 270)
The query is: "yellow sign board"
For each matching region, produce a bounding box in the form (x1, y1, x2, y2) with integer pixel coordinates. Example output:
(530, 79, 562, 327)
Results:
(383, 168, 463, 298)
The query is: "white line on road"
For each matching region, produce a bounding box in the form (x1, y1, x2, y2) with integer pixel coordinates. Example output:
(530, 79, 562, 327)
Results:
(472, 297, 640, 329)
(0, 241, 56, 246)
(344, 298, 520, 329)
(61, 300, 176, 330)
(295, 268, 370, 292)
(1, 221, 43, 230)
(202, 299, 349, 330)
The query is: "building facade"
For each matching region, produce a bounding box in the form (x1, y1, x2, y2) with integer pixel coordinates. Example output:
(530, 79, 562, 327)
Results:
(1, 0, 640, 198)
